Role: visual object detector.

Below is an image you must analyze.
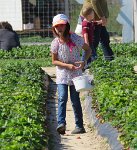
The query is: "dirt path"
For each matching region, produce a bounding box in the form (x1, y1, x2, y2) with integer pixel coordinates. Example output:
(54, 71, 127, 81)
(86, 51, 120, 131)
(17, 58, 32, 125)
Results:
(42, 67, 110, 150)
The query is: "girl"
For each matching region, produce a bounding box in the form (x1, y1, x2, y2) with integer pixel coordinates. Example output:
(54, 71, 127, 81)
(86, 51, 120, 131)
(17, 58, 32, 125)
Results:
(50, 14, 92, 134)
(81, 7, 102, 69)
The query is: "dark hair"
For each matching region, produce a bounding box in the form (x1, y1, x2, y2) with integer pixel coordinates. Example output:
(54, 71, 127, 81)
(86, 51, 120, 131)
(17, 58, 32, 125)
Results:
(52, 22, 70, 38)
(82, 7, 94, 18)
(0, 21, 13, 31)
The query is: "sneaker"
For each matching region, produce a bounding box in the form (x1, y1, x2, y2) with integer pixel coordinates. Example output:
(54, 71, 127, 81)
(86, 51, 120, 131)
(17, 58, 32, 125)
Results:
(71, 127, 86, 134)
(56, 124, 66, 135)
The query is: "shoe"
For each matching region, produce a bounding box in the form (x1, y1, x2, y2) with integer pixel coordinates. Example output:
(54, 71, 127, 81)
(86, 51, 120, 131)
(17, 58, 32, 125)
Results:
(56, 124, 66, 135)
(71, 127, 86, 134)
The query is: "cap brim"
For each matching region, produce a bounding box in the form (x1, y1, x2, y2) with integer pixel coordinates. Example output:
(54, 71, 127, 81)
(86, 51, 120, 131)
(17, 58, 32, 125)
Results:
(52, 20, 67, 27)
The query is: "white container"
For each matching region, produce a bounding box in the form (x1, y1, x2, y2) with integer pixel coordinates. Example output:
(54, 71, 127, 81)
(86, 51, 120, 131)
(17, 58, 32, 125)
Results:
(23, 23, 34, 30)
(72, 75, 92, 92)
(75, 24, 82, 36)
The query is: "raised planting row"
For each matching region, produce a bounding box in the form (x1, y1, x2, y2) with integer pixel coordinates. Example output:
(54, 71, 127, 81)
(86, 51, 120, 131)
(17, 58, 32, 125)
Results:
(90, 43, 137, 149)
(0, 45, 51, 59)
(0, 62, 49, 150)
(0, 42, 136, 60)
(110, 43, 137, 58)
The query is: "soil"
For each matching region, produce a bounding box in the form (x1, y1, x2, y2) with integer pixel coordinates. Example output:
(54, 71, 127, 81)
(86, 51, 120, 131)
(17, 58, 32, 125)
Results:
(42, 67, 111, 150)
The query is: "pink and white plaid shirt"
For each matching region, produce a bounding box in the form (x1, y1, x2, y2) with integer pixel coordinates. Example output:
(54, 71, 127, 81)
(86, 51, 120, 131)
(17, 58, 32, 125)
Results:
(50, 33, 84, 85)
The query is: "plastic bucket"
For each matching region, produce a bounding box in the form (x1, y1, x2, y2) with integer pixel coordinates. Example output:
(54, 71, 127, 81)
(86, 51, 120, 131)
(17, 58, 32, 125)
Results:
(72, 75, 92, 92)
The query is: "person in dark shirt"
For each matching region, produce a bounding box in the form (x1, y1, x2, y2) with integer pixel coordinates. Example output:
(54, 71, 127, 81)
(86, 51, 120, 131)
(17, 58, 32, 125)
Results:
(0, 21, 21, 51)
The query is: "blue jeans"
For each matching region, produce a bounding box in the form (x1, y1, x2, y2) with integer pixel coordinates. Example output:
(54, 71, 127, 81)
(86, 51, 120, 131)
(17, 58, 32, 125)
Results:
(81, 44, 97, 64)
(57, 84, 83, 128)
(93, 24, 114, 60)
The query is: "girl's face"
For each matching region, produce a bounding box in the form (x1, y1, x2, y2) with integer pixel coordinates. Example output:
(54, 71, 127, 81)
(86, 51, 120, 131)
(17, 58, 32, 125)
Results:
(54, 24, 66, 37)
(87, 11, 94, 21)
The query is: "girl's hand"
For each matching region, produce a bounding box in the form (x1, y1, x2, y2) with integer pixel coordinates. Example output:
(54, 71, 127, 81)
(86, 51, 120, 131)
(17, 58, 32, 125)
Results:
(74, 61, 85, 69)
(101, 16, 107, 26)
(67, 61, 85, 70)
(96, 20, 103, 25)
(67, 64, 79, 70)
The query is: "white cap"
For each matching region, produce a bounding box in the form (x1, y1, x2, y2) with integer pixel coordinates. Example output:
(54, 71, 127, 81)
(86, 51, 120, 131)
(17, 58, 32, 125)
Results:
(52, 14, 69, 27)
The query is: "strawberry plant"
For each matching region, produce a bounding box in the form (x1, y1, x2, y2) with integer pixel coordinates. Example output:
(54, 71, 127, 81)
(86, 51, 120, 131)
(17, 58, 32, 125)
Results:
(90, 43, 137, 149)
(0, 62, 49, 149)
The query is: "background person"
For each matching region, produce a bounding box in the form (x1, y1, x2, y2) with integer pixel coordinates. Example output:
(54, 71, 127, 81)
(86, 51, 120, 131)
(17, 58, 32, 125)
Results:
(81, 7, 102, 69)
(50, 14, 91, 135)
(0, 21, 21, 51)
(80, 0, 114, 61)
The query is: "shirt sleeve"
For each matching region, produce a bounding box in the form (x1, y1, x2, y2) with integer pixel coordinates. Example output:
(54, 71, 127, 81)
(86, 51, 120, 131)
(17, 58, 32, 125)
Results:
(71, 33, 85, 49)
(50, 38, 59, 54)
(82, 21, 89, 35)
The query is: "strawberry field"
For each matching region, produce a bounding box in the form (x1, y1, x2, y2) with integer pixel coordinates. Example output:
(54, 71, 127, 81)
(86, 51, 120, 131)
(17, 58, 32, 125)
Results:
(0, 45, 51, 150)
(91, 43, 137, 149)
(0, 43, 137, 149)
